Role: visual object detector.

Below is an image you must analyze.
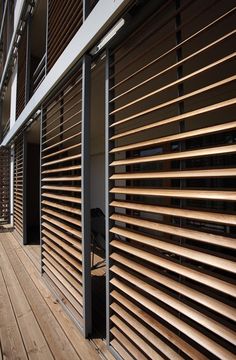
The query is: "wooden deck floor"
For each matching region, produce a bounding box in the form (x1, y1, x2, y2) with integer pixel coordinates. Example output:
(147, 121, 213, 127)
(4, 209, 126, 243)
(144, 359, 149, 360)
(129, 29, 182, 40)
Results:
(0, 231, 109, 360)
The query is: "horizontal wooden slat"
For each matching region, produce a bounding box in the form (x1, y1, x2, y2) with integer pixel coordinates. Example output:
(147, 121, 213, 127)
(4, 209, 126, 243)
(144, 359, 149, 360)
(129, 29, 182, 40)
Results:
(42, 223, 81, 250)
(42, 164, 81, 174)
(42, 176, 81, 182)
(42, 215, 81, 239)
(110, 168, 236, 179)
(111, 290, 208, 360)
(111, 266, 236, 344)
(110, 200, 236, 226)
(110, 278, 235, 360)
(110, 53, 235, 105)
(42, 207, 81, 227)
(111, 252, 236, 320)
(110, 98, 236, 140)
(41, 200, 81, 215)
(111, 240, 236, 298)
(110, 120, 236, 153)
(111, 303, 184, 360)
(42, 233, 82, 260)
(42, 132, 81, 153)
(110, 227, 235, 272)
(43, 241, 82, 271)
(42, 143, 81, 160)
(110, 213, 236, 249)
(111, 314, 163, 360)
(42, 185, 81, 192)
(42, 192, 81, 204)
(110, 144, 236, 166)
(110, 76, 236, 125)
(110, 187, 236, 201)
(110, 327, 148, 360)
(42, 154, 81, 167)
(43, 251, 82, 289)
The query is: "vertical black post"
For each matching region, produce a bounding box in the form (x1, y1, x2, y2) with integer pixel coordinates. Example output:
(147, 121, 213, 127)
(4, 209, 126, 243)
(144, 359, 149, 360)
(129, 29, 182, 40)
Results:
(23, 131, 27, 244)
(82, 54, 92, 337)
(40, 107, 43, 275)
(25, 16, 31, 103)
(105, 48, 115, 348)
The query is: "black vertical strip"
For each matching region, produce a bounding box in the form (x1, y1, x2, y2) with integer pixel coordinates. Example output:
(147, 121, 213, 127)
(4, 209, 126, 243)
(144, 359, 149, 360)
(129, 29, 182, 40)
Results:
(106, 48, 115, 347)
(82, 54, 92, 337)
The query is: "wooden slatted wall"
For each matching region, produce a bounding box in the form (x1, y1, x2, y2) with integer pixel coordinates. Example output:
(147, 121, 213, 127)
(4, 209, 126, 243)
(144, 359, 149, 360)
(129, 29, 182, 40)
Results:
(16, 29, 27, 119)
(107, 1, 236, 359)
(47, 0, 83, 71)
(14, 134, 24, 240)
(41, 69, 84, 328)
(0, 147, 10, 226)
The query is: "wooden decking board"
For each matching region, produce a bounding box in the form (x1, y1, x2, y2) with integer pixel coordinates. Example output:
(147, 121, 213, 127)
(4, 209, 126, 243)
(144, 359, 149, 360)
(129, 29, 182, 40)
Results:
(0, 268, 28, 360)
(0, 232, 101, 360)
(0, 238, 54, 360)
(3, 233, 81, 360)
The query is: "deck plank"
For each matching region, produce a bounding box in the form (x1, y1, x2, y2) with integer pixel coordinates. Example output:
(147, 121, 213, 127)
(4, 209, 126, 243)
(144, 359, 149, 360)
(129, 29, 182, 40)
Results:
(0, 268, 28, 360)
(9, 235, 100, 360)
(3, 233, 81, 360)
(0, 237, 54, 360)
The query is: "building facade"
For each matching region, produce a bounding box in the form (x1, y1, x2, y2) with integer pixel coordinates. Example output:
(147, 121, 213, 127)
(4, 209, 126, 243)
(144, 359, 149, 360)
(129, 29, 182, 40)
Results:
(0, 0, 235, 359)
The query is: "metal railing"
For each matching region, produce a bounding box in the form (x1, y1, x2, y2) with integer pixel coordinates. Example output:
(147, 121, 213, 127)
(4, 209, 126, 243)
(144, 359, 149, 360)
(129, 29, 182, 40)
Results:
(32, 53, 46, 94)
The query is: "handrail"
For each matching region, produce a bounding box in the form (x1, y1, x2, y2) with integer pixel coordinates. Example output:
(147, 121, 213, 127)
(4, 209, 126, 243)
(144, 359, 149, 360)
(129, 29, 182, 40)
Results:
(33, 53, 46, 79)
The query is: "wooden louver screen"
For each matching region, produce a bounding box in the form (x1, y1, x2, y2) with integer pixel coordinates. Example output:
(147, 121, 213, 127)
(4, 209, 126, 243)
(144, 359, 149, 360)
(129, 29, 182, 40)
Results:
(0, 147, 10, 226)
(47, 0, 83, 71)
(107, 1, 236, 359)
(41, 69, 84, 328)
(14, 134, 24, 240)
(16, 29, 27, 119)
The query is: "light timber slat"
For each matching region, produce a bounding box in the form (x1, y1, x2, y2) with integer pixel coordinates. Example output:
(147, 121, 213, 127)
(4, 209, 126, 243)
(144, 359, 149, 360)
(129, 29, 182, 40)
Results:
(43, 251, 82, 289)
(111, 266, 236, 344)
(42, 200, 81, 215)
(42, 143, 81, 160)
(42, 154, 81, 167)
(110, 76, 236, 125)
(110, 240, 235, 297)
(41, 68, 85, 331)
(13, 135, 24, 240)
(42, 164, 81, 174)
(110, 168, 236, 179)
(110, 327, 148, 360)
(110, 53, 236, 105)
(110, 187, 236, 201)
(42, 176, 81, 182)
(110, 213, 236, 249)
(42, 216, 81, 239)
(110, 98, 236, 140)
(110, 200, 236, 226)
(42, 192, 81, 204)
(111, 291, 208, 360)
(111, 314, 164, 360)
(42, 185, 81, 192)
(110, 278, 235, 360)
(110, 144, 236, 166)
(43, 260, 83, 306)
(111, 253, 236, 320)
(42, 233, 82, 260)
(43, 242, 82, 272)
(110, 228, 235, 272)
(42, 207, 81, 227)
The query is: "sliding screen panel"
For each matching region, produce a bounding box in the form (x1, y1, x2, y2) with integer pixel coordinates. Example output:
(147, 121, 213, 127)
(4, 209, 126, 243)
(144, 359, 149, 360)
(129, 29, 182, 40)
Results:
(47, 0, 83, 71)
(107, 1, 236, 359)
(16, 29, 27, 119)
(0, 146, 10, 226)
(41, 61, 91, 335)
(13, 134, 24, 240)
